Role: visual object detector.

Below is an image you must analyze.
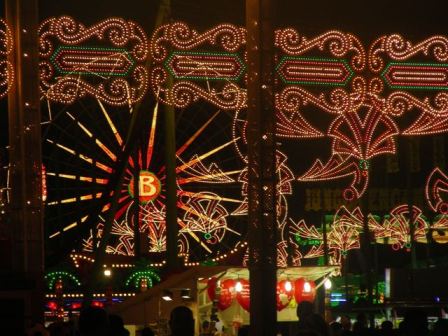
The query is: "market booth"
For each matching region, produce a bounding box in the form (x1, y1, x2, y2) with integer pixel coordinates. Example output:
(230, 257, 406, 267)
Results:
(111, 265, 339, 335)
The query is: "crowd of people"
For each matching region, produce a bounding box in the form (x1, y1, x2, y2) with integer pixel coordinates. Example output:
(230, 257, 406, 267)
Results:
(25, 305, 192, 336)
(206, 302, 448, 336)
(25, 303, 448, 336)
(292, 301, 448, 336)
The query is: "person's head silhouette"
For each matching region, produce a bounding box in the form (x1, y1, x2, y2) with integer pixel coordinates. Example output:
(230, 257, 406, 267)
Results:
(169, 306, 194, 336)
(78, 306, 109, 336)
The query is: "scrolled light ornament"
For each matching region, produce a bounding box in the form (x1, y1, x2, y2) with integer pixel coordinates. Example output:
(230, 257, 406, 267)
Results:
(38, 16, 149, 105)
(150, 22, 247, 110)
(383, 91, 448, 120)
(0, 18, 14, 99)
(166, 81, 246, 109)
(276, 86, 353, 115)
(369, 34, 448, 73)
(274, 28, 366, 72)
(151, 21, 246, 61)
(426, 167, 448, 214)
(367, 77, 384, 96)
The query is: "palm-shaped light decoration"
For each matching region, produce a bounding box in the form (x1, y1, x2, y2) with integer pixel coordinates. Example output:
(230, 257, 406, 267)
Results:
(45, 270, 81, 291)
(45, 270, 81, 319)
(125, 266, 161, 292)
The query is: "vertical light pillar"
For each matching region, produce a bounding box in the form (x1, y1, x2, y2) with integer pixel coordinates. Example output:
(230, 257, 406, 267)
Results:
(5, 0, 44, 326)
(246, 0, 278, 334)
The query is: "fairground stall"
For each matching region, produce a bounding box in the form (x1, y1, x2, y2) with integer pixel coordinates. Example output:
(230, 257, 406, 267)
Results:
(111, 265, 339, 336)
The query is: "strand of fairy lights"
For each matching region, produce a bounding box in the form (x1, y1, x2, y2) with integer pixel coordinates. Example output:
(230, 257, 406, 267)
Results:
(0, 18, 14, 99)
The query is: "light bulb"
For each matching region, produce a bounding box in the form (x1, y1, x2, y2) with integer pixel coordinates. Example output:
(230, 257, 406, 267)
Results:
(324, 279, 332, 290)
(284, 281, 292, 292)
(304, 281, 311, 293)
(235, 281, 243, 292)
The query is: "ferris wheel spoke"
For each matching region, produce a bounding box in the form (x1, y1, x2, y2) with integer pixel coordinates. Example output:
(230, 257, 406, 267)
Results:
(179, 191, 242, 204)
(97, 99, 123, 146)
(178, 219, 213, 254)
(176, 110, 221, 157)
(176, 137, 239, 173)
(145, 101, 159, 168)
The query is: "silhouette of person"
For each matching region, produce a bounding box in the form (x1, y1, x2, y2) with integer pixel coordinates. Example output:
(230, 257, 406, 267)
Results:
(329, 321, 343, 336)
(432, 318, 448, 336)
(78, 306, 109, 336)
(140, 326, 155, 336)
(399, 309, 428, 336)
(296, 301, 329, 336)
(340, 315, 353, 336)
(169, 306, 195, 336)
(238, 325, 250, 336)
(47, 321, 71, 336)
(109, 314, 130, 336)
(26, 322, 50, 336)
(380, 320, 393, 336)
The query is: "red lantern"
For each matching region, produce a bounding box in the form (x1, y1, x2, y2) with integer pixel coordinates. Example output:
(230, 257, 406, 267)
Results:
(236, 279, 250, 312)
(277, 280, 293, 311)
(294, 278, 316, 303)
(217, 279, 236, 310)
(71, 302, 82, 310)
(207, 277, 217, 301)
(47, 301, 58, 311)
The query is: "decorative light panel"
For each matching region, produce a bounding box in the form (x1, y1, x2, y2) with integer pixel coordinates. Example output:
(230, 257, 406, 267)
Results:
(51, 46, 135, 77)
(165, 51, 246, 81)
(0, 18, 13, 99)
(149, 22, 247, 109)
(276, 57, 354, 86)
(272, 29, 448, 201)
(382, 62, 448, 90)
(426, 167, 448, 214)
(288, 203, 443, 266)
(149, 24, 448, 208)
(39, 16, 149, 105)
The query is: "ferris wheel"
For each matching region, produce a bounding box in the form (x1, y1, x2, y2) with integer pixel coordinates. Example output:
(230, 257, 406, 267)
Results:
(40, 16, 250, 265)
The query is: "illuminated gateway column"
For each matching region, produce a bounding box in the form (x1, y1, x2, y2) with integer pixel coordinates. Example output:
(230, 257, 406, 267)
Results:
(246, 0, 278, 335)
(5, 0, 44, 328)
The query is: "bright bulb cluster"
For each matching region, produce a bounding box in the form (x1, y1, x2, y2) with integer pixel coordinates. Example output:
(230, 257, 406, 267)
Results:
(0, 18, 14, 100)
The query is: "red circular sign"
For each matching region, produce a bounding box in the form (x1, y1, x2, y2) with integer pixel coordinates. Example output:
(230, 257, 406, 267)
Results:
(128, 171, 161, 203)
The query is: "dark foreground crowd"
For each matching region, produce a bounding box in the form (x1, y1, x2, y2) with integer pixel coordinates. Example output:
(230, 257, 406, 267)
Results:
(289, 301, 448, 336)
(25, 302, 448, 336)
(25, 305, 193, 336)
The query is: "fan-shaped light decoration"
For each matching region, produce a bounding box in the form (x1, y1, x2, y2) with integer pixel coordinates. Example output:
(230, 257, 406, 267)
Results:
(125, 268, 161, 290)
(44, 270, 81, 290)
